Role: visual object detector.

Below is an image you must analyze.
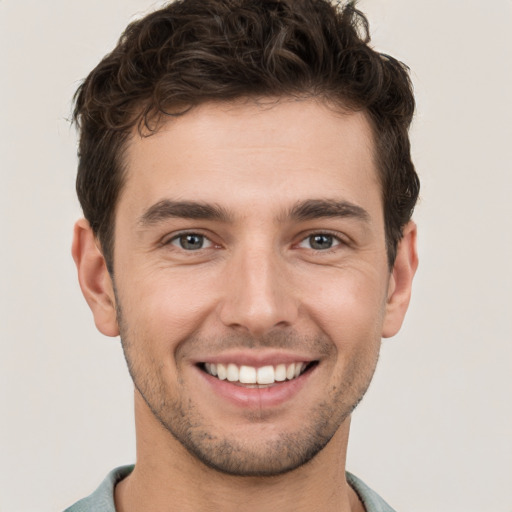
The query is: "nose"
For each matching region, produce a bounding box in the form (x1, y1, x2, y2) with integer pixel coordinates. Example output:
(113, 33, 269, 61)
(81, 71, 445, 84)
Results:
(218, 246, 299, 337)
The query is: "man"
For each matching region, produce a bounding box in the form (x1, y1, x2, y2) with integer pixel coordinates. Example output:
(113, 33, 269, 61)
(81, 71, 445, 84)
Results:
(67, 0, 419, 510)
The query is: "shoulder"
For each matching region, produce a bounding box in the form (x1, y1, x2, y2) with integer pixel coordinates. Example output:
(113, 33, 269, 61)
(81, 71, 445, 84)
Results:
(63, 465, 134, 512)
(346, 472, 397, 512)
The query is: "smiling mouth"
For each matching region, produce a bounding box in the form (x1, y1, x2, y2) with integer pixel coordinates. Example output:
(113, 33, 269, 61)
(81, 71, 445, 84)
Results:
(198, 361, 318, 387)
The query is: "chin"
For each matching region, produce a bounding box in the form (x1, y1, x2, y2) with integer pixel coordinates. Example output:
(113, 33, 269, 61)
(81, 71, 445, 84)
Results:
(175, 427, 337, 477)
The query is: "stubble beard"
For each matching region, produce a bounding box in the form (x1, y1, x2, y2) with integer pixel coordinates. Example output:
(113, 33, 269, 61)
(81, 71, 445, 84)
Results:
(115, 299, 380, 477)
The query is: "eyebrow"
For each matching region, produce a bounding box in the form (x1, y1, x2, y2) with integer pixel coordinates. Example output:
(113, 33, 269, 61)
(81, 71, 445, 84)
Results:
(286, 199, 371, 223)
(137, 198, 370, 228)
(138, 200, 231, 226)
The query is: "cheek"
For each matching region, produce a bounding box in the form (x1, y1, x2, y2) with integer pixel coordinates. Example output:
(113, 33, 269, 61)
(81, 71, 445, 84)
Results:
(302, 268, 388, 347)
(117, 268, 220, 349)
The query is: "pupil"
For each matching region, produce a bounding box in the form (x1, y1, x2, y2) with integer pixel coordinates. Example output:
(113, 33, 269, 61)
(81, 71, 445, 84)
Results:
(181, 234, 203, 250)
(310, 234, 332, 250)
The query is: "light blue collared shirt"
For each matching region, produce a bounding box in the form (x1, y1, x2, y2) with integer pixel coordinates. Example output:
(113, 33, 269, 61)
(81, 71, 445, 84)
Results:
(65, 465, 397, 512)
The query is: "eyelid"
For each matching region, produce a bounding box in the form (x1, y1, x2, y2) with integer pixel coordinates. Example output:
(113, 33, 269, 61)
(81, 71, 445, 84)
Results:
(161, 230, 217, 249)
(296, 230, 349, 250)
(159, 229, 349, 251)
(172, 235, 213, 250)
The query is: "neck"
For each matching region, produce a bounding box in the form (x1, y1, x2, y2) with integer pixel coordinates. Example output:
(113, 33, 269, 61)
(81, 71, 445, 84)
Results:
(115, 393, 364, 512)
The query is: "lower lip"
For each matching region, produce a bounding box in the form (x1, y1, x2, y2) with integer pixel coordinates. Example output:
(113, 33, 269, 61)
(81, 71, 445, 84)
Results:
(197, 366, 315, 409)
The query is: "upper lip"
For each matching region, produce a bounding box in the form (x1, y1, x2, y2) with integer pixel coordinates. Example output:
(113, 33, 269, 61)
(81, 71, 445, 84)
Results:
(192, 350, 319, 367)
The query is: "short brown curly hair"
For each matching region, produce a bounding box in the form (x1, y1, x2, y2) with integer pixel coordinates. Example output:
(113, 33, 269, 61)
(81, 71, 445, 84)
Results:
(73, 0, 419, 272)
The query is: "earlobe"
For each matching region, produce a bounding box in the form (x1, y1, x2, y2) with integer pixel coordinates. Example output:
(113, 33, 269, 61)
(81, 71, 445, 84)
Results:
(72, 219, 119, 337)
(382, 221, 418, 338)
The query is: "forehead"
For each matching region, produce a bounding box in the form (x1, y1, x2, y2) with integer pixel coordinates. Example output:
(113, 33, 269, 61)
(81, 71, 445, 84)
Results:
(120, 98, 380, 222)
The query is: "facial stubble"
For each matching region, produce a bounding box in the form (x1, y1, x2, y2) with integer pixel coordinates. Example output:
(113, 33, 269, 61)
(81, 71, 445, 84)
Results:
(114, 293, 380, 477)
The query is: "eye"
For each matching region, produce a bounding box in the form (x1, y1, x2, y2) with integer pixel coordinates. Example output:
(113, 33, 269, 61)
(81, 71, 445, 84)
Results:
(298, 233, 341, 251)
(169, 233, 213, 251)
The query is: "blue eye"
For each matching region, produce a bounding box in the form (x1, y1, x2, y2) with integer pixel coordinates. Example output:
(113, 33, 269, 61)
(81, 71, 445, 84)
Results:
(299, 234, 340, 250)
(171, 234, 212, 251)
(309, 234, 334, 250)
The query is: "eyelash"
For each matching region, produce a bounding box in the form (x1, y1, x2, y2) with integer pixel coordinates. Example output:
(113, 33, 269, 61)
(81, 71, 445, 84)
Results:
(163, 230, 347, 253)
(297, 232, 346, 252)
(164, 232, 215, 251)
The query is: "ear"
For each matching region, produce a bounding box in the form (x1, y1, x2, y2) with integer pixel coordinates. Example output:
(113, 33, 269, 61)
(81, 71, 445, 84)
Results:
(71, 219, 119, 337)
(382, 221, 418, 338)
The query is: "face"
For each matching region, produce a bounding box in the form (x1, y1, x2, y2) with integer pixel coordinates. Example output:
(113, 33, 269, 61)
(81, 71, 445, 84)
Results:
(86, 99, 412, 476)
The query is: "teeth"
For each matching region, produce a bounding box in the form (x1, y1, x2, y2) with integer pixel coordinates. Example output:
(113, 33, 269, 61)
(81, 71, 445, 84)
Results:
(239, 365, 257, 384)
(226, 363, 239, 382)
(257, 365, 274, 385)
(275, 364, 287, 382)
(203, 362, 308, 385)
(217, 363, 227, 380)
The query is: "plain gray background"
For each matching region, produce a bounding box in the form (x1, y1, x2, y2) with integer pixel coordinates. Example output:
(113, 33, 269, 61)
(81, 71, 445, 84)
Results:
(1, 1, 511, 511)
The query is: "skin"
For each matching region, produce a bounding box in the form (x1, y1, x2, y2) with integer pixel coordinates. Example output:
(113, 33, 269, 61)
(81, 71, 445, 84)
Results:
(73, 98, 418, 512)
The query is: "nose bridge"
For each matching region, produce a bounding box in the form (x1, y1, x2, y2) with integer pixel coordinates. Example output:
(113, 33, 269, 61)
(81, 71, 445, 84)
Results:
(219, 240, 297, 335)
